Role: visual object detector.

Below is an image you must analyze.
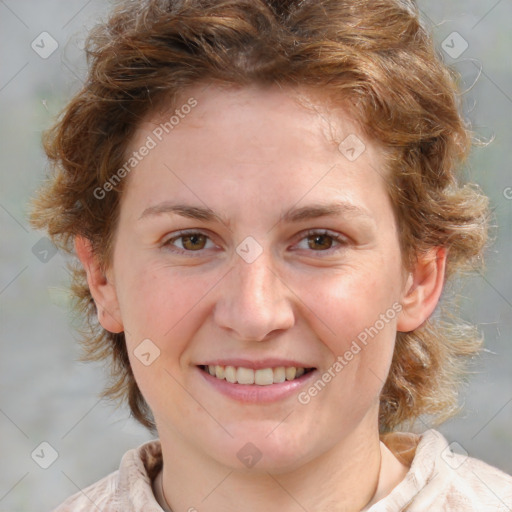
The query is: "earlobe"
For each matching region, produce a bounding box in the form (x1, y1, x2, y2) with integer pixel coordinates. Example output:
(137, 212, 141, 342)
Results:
(74, 236, 124, 333)
(396, 247, 447, 333)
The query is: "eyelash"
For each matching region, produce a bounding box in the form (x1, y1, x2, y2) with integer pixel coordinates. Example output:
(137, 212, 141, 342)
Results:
(161, 229, 349, 256)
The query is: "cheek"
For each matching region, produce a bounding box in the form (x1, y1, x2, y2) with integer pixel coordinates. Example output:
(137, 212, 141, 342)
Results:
(294, 261, 401, 398)
(115, 260, 219, 354)
(297, 262, 400, 343)
(117, 263, 215, 421)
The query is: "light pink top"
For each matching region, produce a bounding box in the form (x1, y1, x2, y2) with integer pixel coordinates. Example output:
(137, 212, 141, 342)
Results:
(53, 429, 512, 511)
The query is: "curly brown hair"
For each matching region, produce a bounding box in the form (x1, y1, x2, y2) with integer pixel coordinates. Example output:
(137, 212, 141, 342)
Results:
(30, 0, 490, 432)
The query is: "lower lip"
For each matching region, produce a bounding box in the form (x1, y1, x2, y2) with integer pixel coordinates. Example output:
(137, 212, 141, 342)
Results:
(197, 367, 317, 403)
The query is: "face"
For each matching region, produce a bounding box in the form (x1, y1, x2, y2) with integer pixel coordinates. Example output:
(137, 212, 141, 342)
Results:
(104, 84, 411, 472)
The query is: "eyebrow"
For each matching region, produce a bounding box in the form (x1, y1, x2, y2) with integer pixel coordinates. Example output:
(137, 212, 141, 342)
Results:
(138, 200, 372, 224)
(281, 202, 372, 223)
(139, 202, 224, 222)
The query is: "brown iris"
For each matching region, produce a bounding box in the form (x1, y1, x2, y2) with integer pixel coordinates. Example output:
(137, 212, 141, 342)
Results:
(307, 233, 334, 250)
(181, 234, 208, 250)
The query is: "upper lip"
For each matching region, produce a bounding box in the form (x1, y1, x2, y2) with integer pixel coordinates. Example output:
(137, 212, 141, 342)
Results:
(197, 358, 315, 370)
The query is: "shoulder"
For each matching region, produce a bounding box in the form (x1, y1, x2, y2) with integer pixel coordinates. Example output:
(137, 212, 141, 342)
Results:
(52, 440, 163, 512)
(427, 431, 512, 512)
(375, 429, 512, 512)
(53, 471, 118, 512)
(412, 430, 510, 511)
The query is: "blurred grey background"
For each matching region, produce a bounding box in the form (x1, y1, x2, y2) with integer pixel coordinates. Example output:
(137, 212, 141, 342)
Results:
(0, 1, 511, 510)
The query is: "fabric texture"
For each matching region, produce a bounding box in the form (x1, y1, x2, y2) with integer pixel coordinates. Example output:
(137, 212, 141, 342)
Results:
(53, 429, 512, 511)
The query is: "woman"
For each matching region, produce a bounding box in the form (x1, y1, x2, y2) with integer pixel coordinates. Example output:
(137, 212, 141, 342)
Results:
(31, 0, 512, 510)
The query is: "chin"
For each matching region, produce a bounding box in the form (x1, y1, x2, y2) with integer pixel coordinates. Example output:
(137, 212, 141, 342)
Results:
(204, 422, 330, 474)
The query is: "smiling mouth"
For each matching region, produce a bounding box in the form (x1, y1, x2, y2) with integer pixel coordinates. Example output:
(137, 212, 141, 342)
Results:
(199, 365, 315, 385)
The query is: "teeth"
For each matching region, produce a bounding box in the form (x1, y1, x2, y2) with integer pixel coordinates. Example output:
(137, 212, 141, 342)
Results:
(225, 365, 237, 383)
(203, 365, 309, 385)
(215, 365, 225, 379)
(255, 368, 274, 386)
(285, 367, 296, 381)
(273, 366, 286, 383)
(236, 367, 255, 385)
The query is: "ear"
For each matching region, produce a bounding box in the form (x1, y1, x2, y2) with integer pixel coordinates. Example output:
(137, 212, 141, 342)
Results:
(396, 247, 447, 333)
(74, 236, 124, 333)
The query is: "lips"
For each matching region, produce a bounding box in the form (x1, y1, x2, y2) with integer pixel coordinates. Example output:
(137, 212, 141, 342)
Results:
(199, 364, 314, 385)
(196, 360, 317, 403)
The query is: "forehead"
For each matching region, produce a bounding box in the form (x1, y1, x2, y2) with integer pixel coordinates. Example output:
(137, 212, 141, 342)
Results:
(139, 82, 366, 155)
(120, 84, 392, 224)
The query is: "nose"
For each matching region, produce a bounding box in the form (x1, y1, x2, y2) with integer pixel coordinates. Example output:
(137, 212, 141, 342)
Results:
(213, 253, 295, 342)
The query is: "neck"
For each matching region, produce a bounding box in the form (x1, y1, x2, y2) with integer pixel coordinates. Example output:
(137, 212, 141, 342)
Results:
(156, 415, 406, 512)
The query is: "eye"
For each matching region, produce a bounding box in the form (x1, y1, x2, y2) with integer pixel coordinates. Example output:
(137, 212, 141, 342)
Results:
(163, 231, 216, 252)
(295, 230, 348, 252)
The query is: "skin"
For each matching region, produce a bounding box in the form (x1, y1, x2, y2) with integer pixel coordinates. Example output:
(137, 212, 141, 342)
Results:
(76, 83, 447, 512)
